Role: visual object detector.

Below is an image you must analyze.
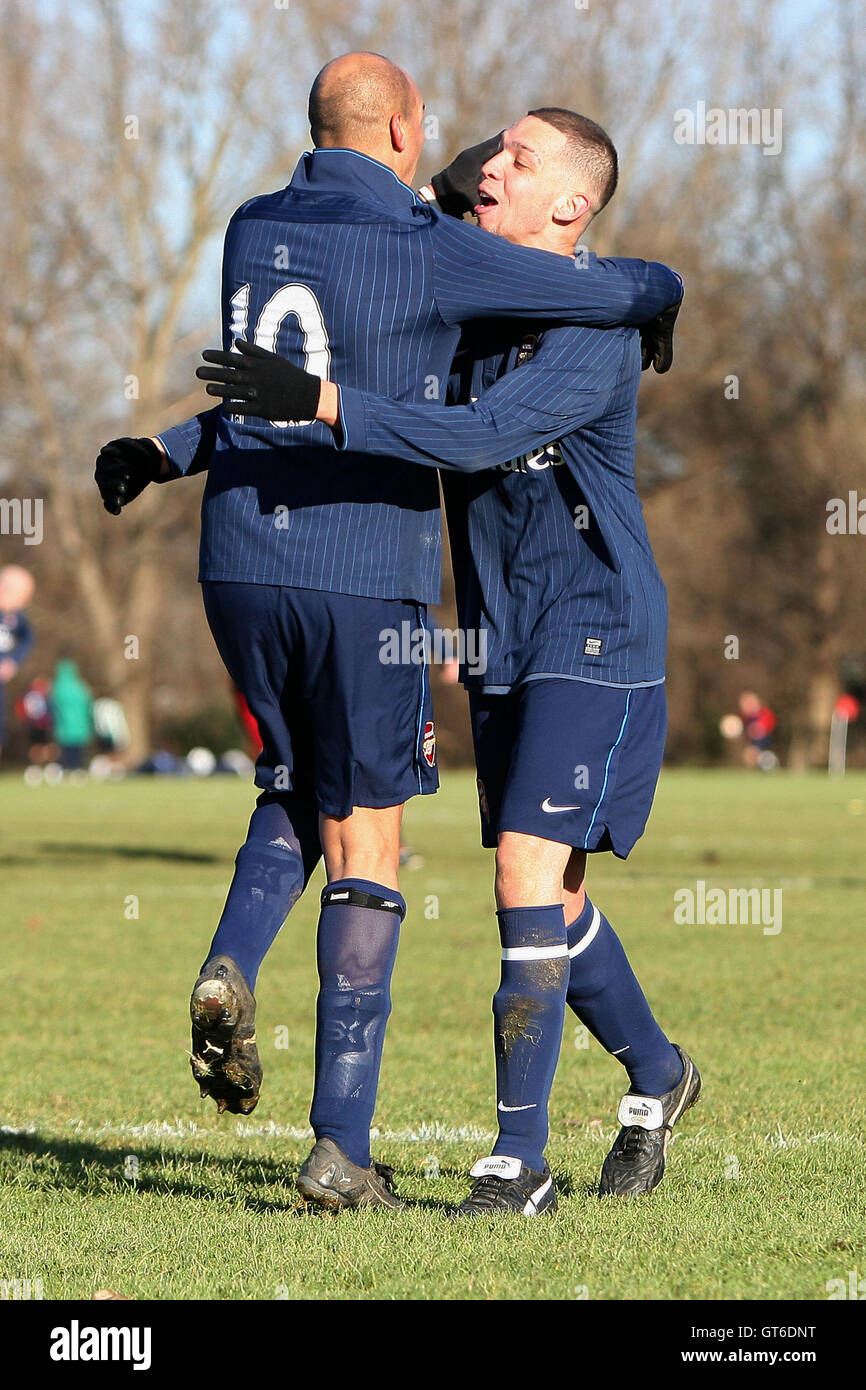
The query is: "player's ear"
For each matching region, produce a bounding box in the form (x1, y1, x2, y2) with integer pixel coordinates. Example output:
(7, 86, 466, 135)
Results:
(553, 191, 591, 225)
(390, 112, 407, 154)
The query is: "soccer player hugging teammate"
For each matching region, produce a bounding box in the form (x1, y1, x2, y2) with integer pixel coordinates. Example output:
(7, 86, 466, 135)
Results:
(96, 51, 682, 1213)
(205, 109, 698, 1217)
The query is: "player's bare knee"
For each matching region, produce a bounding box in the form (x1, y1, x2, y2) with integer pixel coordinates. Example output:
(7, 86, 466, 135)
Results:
(495, 832, 570, 909)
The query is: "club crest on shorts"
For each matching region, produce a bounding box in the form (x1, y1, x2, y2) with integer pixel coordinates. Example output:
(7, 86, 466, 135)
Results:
(422, 720, 436, 766)
(477, 777, 490, 822)
(515, 334, 539, 366)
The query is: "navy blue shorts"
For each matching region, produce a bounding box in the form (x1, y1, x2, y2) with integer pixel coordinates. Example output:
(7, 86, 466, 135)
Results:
(469, 679, 666, 858)
(202, 582, 438, 817)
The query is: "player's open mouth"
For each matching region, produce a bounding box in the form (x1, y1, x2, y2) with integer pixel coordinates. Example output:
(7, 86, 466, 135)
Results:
(475, 189, 498, 214)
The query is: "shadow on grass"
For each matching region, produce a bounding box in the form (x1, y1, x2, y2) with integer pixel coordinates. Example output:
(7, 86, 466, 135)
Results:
(0, 1130, 458, 1215)
(37, 842, 222, 865)
(0, 1129, 305, 1213)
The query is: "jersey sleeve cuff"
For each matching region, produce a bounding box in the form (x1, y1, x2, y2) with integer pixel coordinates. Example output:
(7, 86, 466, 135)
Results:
(155, 419, 202, 478)
(335, 384, 369, 454)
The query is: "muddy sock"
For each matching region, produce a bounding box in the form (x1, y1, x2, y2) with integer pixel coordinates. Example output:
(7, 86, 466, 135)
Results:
(491, 904, 569, 1173)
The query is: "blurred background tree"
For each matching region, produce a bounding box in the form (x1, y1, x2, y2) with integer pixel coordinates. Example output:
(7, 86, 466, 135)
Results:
(1, 0, 863, 766)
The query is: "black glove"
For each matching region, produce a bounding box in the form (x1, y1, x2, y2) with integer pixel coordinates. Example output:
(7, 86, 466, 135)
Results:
(95, 436, 164, 515)
(640, 296, 682, 374)
(430, 132, 503, 218)
(196, 339, 321, 422)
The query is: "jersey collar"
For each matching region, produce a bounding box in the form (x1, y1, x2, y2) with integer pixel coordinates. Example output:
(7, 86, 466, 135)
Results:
(289, 148, 424, 214)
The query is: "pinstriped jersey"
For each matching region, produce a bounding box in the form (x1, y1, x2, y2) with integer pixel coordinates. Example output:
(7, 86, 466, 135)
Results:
(336, 316, 667, 688)
(158, 148, 681, 603)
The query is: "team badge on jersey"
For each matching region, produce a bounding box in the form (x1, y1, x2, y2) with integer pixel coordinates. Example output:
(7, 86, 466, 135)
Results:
(422, 720, 437, 766)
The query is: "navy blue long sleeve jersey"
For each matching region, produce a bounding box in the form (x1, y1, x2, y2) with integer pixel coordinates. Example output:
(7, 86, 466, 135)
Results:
(158, 149, 681, 604)
(335, 314, 667, 689)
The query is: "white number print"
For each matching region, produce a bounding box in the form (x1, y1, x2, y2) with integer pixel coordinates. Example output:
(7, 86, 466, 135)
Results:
(227, 280, 331, 428)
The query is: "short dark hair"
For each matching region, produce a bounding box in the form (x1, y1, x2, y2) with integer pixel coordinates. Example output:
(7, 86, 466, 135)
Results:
(527, 107, 618, 211)
(309, 53, 414, 148)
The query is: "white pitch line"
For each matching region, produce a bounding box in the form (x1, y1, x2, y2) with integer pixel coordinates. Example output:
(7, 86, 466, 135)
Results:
(54, 1118, 498, 1145)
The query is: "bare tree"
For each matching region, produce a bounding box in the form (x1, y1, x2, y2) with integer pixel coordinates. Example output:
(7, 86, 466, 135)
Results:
(2, 0, 317, 757)
(3, 0, 862, 766)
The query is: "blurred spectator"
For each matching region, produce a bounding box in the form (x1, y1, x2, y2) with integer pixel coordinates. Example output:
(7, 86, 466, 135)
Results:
(0, 565, 36, 762)
(93, 696, 131, 756)
(15, 676, 57, 766)
(739, 690, 778, 770)
(90, 696, 131, 778)
(51, 658, 93, 771)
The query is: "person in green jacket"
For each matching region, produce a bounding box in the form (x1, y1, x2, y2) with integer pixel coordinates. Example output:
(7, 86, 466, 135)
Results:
(51, 658, 93, 772)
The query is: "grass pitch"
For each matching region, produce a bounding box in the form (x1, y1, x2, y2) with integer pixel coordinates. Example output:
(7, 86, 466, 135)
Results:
(1, 768, 864, 1301)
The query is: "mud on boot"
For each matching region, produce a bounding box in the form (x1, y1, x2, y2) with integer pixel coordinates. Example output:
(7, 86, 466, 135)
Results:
(189, 955, 262, 1115)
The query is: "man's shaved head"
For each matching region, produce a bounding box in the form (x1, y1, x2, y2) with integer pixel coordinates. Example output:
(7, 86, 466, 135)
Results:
(309, 52, 416, 148)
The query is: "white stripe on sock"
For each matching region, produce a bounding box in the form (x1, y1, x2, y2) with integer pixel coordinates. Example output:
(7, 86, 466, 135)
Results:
(501, 944, 570, 961)
(568, 905, 601, 958)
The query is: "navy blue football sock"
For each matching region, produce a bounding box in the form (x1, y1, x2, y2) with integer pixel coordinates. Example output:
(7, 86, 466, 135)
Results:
(566, 898, 683, 1096)
(205, 793, 320, 991)
(491, 904, 569, 1173)
(310, 878, 405, 1169)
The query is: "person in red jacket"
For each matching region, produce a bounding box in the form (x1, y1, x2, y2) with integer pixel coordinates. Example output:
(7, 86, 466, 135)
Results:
(738, 690, 778, 770)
